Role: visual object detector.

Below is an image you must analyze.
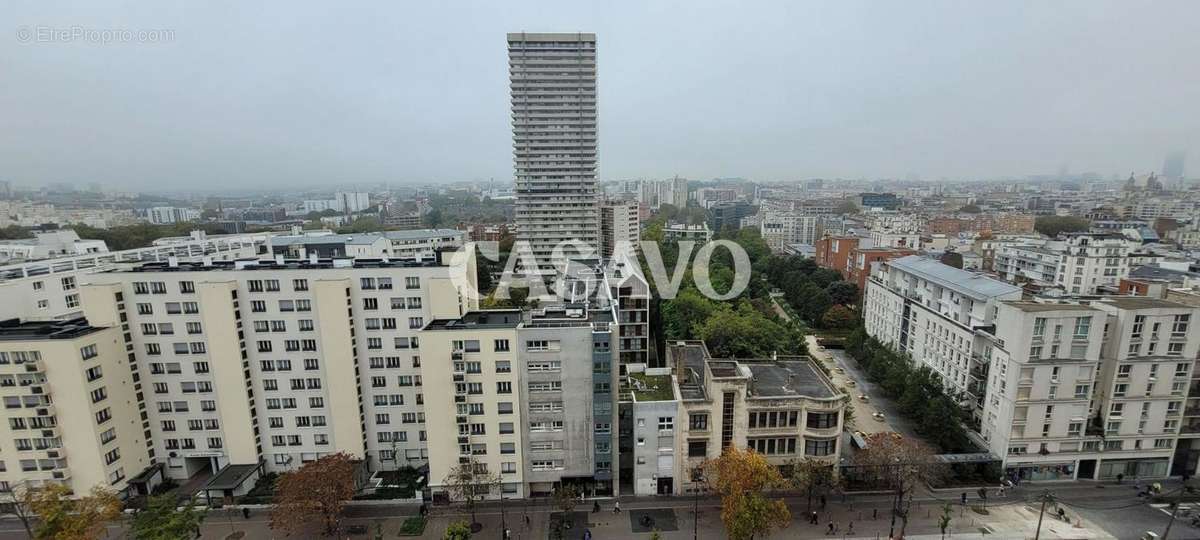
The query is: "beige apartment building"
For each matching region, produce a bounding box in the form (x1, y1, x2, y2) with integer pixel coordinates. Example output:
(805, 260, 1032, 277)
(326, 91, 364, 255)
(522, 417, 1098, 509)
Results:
(0, 319, 150, 496)
(78, 252, 477, 488)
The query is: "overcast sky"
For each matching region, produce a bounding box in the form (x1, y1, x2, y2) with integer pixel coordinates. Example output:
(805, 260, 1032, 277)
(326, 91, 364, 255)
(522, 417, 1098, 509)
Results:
(2, 1, 1198, 190)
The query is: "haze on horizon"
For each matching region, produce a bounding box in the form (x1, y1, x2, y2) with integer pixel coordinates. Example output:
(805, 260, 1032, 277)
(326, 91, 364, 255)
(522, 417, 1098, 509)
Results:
(2, 0, 1198, 190)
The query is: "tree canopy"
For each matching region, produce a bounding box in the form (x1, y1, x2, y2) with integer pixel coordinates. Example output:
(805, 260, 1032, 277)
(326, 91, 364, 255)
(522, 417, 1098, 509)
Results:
(130, 494, 205, 540)
(271, 452, 359, 536)
(708, 447, 791, 540)
(1034, 216, 1090, 238)
(29, 484, 121, 540)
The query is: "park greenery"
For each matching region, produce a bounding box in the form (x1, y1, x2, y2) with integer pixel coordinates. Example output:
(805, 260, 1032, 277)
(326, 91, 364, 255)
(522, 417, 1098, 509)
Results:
(130, 494, 206, 540)
(27, 484, 122, 540)
(650, 224, 861, 358)
(1033, 215, 1090, 238)
(846, 326, 973, 452)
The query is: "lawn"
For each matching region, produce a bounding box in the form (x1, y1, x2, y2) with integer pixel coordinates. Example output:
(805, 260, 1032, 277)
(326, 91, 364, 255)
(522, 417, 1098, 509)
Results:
(628, 372, 673, 402)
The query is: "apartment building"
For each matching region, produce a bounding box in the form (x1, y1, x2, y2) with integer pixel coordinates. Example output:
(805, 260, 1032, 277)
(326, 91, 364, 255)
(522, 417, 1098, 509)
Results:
(509, 32, 600, 274)
(604, 259, 650, 368)
(619, 341, 845, 496)
(268, 230, 464, 260)
(1054, 234, 1131, 294)
(864, 256, 1022, 396)
(759, 212, 818, 253)
(995, 242, 1061, 290)
(662, 223, 712, 243)
(420, 303, 619, 499)
(0, 231, 268, 321)
(814, 235, 860, 281)
(846, 247, 917, 293)
(866, 256, 1200, 481)
(0, 319, 150, 496)
(599, 201, 640, 258)
(78, 252, 477, 486)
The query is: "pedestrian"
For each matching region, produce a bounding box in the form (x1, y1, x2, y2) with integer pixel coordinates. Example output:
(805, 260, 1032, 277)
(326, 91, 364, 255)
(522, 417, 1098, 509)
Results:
(960, 492, 967, 505)
(584, 529, 592, 540)
(827, 521, 835, 535)
(614, 501, 621, 514)
(242, 507, 250, 519)
(811, 511, 819, 524)
(524, 514, 530, 527)
(834, 520, 840, 532)
(872, 508, 877, 520)
(848, 521, 854, 534)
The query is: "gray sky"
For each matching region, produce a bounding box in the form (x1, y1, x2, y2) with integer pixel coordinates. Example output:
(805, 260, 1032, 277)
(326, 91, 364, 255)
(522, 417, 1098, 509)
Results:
(3, 1, 1198, 190)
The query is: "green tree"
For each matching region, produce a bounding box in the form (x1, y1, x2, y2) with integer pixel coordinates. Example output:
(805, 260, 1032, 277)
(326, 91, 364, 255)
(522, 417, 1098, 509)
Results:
(553, 485, 580, 527)
(821, 304, 857, 330)
(661, 288, 723, 340)
(131, 494, 205, 540)
(443, 520, 472, 540)
(1034, 216, 1090, 238)
(825, 281, 859, 305)
(443, 458, 499, 530)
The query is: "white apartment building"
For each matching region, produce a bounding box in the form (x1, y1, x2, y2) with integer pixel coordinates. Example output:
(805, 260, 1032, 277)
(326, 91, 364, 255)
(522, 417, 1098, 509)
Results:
(0, 232, 268, 321)
(599, 201, 639, 258)
(0, 319, 151, 496)
(79, 252, 478, 485)
(139, 207, 201, 225)
(0, 230, 108, 264)
(866, 256, 1200, 482)
(662, 223, 712, 243)
(510, 32, 600, 274)
(420, 302, 620, 499)
(759, 212, 818, 253)
(864, 255, 1022, 395)
(302, 192, 371, 214)
(1054, 234, 1131, 294)
(994, 242, 1062, 289)
(868, 227, 921, 250)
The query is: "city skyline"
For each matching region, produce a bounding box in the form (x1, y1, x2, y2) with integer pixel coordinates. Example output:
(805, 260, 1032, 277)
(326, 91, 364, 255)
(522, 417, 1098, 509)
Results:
(2, 1, 1198, 189)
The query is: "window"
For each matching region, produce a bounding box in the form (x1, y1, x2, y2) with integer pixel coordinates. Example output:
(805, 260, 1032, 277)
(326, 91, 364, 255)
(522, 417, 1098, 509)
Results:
(803, 439, 836, 456)
(688, 440, 707, 457)
(1074, 316, 1092, 338)
(1033, 317, 1046, 337)
(179, 280, 195, 293)
(806, 412, 839, 429)
(497, 381, 512, 394)
(658, 417, 674, 431)
(363, 298, 378, 310)
(494, 339, 510, 352)
(405, 277, 420, 289)
(408, 317, 423, 329)
(293, 279, 308, 291)
(80, 344, 98, 360)
(1172, 314, 1190, 335)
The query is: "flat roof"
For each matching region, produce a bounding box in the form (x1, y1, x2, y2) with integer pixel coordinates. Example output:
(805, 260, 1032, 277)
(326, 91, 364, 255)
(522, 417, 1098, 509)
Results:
(745, 361, 836, 399)
(204, 463, 261, 491)
(272, 234, 385, 246)
(122, 256, 448, 274)
(0, 318, 106, 342)
(669, 342, 710, 401)
(889, 256, 1022, 300)
(1002, 301, 1099, 313)
(628, 372, 675, 402)
(1099, 297, 1194, 310)
(382, 229, 463, 241)
(424, 310, 523, 331)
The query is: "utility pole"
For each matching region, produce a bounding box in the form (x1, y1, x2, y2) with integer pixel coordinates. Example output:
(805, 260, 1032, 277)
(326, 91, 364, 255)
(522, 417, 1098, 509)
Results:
(1034, 491, 1056, 540)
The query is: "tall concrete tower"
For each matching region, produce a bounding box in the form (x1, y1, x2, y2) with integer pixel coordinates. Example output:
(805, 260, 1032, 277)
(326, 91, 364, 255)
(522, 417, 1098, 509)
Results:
(508, 32, 599, 276)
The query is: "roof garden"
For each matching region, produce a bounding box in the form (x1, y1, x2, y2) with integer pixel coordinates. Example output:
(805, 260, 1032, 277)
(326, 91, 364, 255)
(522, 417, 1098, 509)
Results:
(627, 371, 675, 402)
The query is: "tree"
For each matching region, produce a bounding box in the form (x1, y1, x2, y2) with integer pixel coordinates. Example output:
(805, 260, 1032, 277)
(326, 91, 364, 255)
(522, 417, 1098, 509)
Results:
(854, 433, 944, 539)
(271, 452, 359, 536)
(939, 503, 954, 539)
(821, 305, 857, 330)
(1034, 216, 1090, 238)
(443, 520, 472, 540)
(661, 288, 723, 340)
(786, 458, 840, 511)
(29, 484, 121, 540)
(553, 484, 580, 527)
(836, 200, 860, 215)
(443, 458, 499, 531)
(131, 494, 205, 540)
(959, 204, 982, 213)
(707, 447, 791, 540)
(825, 281, 859, 306)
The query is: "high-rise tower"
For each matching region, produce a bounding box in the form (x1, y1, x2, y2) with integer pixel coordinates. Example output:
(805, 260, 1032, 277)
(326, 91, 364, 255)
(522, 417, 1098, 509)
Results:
(508, 32, 599, 276)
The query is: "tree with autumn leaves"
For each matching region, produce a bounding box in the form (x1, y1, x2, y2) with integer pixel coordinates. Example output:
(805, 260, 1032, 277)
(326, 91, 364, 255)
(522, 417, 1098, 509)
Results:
(271, 452, 360, 536)
(26, 483, 121, 540)
(706, 447, 791, 540)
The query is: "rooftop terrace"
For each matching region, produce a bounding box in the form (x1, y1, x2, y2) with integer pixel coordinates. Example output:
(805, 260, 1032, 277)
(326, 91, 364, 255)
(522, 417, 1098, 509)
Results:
(0, 318, 106, 341)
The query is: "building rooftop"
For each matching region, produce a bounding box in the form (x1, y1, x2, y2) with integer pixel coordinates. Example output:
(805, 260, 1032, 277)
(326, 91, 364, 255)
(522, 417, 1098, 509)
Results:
(123, 255, 448, 274)
(668, 341, 710, 401)
(423, 310, 523, 331)
(0, 318, 106, 341)
(1130, 265, 1199, 281)
(271, 234, 386, 247)
(1001, 301, 1098, 313)
(889, 255, 1022, 300)
(1098, 297, 1194, 310)
(204, 463, 263, 492)
(381, 229, 463, 242)
(628, 371, 675, 402)
(745, 360, 837, 400)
